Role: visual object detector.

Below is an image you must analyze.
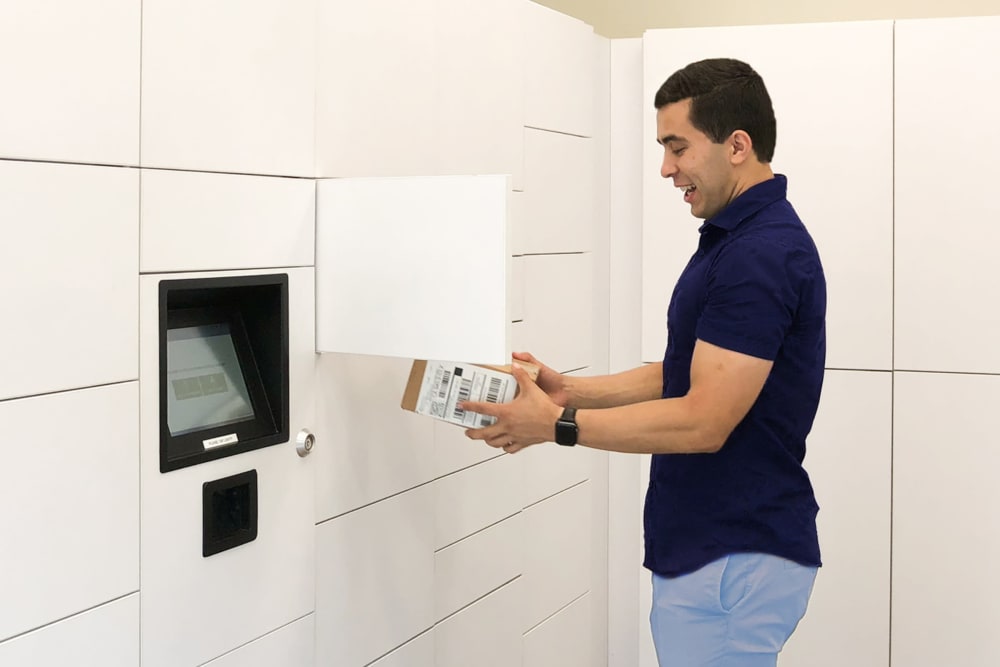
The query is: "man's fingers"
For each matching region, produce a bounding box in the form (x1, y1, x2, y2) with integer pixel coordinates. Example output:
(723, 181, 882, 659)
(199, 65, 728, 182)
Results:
(460, 400, 500, 417)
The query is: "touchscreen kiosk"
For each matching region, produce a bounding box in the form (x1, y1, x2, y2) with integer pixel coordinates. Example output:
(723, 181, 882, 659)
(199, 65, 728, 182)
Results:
(159, 275, 289, 472)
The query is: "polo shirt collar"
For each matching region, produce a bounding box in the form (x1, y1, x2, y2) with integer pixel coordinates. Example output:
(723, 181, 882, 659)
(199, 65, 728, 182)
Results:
(699, 174, 787, 233)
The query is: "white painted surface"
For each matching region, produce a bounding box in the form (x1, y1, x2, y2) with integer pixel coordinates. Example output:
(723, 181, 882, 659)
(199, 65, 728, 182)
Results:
(511, 255, 527, 322)
(522, 0, 597, 137)
(433, 418, 504, 480)
(0, 161, 138, 401)
(435, 453, 523, 549)
(139, 268, 316, 667)
(641, 21, 894, 372)
(521, 253, 595, 373)
(140, 170, 315, 273)
(0, 595, 139, 667)
(315, 486, 434, 667)
(141, 0, 316, 176)
(203, 615, 315, 667)
(608, 35, 646, 667)
(522, 481, 592, 632)
(434, 513, 523, 621)
(892, 371, 1000, 667)
(315, 0, 436, 177)
(0, 384, 138, 642)
(0, 0, 139, 165)
(368, 631, 434, 667)
(895, 16, 1000, 374)
(435, 580, 523, 667)
(780, 370, 891, 667)
(520, 442, 592, 509)
(314, 353, 435, 522)
(524, 593, 594, 667)
(433, 0, 524, 188)
(521, 129, 596, 254)
(316, 175, 511, 363)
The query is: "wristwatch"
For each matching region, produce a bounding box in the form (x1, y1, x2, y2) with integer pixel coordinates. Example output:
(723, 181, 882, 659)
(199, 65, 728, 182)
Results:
(554, 407, 578, 446)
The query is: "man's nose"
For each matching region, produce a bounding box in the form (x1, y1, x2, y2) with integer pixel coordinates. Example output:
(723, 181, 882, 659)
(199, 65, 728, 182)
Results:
(660, 151, 676, 179)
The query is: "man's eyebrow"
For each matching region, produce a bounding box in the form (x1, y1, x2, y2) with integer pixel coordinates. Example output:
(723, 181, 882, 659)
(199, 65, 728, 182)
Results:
(657, 133, 686, 146)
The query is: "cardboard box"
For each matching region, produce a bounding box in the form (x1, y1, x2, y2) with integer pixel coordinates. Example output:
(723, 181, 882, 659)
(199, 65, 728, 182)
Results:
(401, 359, 540, 428)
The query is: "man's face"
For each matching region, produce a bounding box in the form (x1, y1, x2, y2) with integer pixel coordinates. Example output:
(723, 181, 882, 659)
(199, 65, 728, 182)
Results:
(656, 99, 737, 221)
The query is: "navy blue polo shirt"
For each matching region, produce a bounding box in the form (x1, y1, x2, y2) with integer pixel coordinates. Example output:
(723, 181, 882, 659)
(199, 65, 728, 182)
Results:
(643, 174, 826, 577)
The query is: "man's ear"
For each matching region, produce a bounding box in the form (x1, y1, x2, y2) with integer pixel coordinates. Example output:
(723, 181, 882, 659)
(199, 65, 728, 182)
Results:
(729, 130, 755, 165)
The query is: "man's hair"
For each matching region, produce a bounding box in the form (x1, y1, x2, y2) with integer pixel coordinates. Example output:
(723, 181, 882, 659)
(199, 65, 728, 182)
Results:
(654, 58, 776, 163)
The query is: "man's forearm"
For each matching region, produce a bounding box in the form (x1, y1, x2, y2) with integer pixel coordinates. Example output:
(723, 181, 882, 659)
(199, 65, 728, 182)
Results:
(562, 363, 663, 409)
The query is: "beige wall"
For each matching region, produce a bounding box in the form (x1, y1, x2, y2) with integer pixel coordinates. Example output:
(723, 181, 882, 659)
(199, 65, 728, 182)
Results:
(533, 0, 1000, 37)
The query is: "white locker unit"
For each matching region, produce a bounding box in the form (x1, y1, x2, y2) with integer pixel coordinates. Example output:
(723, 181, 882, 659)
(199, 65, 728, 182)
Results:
(522, 0, 597, 138)
(521, 128, 597, 254)
(0, 384, 139, 644)
(315, 486, 434, 667)
(316, 0, 524, 185)
(520, 253, 595, 373)
(0, 595, 139, 667)
(0, 161, 138, 402)
(434, 580, 524, 667)
(138, 268, 317, 667)
(201, 614, 315, 667)
(140, 170, 315, 273)
(520, 430, 593, 509)
(522, 481, 593, 632)
(140, 0, 316, 177)
(315, 175, 513, 364)
(523, 593, 594, 667)
(640, 21, 894, 371)
(315, 0, 438, 178)
(779, 370, 891, 667)
(368, 632, 434, 667)
(893, 371, 1000, 667)
(432, 0, 525, 189)
(314, 353, 435, 522)
(510, 255, 527, 322)
(434, 454, 524, 549)
(434, 514, 524, 622)
(433, 417, 505, 480)
(895, 16, 1000, 374)
(0, 0, 139, 165)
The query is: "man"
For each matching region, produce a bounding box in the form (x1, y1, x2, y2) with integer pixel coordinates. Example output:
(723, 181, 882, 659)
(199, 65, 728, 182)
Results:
(463, 58, 825, 666)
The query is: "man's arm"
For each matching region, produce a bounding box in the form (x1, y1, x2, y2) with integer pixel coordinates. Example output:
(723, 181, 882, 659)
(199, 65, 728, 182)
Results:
(511, 351, 662, 409)
(574, 339, 772, 454)
(564, 363, 664, 409)
(463, 339, 772, 454)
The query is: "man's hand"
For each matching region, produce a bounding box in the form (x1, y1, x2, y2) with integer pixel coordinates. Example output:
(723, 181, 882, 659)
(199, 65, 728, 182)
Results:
(462, 364, 562, 454)
(512, 351, 569, 407)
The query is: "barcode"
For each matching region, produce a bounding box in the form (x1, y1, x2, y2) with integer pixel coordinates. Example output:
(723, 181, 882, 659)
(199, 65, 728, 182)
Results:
(485, 377, 502, 403)
(438, 370, 452, 399)
(452, 378, 473, 419)
(479, 415, 496, 427)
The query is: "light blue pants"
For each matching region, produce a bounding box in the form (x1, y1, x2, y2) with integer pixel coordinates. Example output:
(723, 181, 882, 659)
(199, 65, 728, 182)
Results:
(650, 553, 817, 667)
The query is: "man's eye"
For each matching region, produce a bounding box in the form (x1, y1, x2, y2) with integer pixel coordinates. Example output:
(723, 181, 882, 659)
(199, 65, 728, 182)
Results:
(672, 147, 686, 156)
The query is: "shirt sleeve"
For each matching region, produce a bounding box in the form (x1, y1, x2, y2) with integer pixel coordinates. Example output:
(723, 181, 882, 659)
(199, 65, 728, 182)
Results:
(695, 235, 801, 361)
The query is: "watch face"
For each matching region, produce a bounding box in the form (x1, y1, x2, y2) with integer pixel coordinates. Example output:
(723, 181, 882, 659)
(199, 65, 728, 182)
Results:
(556, 410, 578, 446)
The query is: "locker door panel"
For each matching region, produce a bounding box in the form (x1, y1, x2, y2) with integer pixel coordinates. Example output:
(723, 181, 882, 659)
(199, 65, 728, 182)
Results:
(0, 161, 138, 401)
(892, 371, 1000, 667)
(895, 17, 1000, 373)
(0, 595, 139, 667)
(0, 385, 139, 642)
(0, 0, 139, 165)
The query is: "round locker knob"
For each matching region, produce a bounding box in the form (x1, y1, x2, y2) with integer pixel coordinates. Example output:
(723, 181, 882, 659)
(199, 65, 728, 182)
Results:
(296, 429, 315, 457)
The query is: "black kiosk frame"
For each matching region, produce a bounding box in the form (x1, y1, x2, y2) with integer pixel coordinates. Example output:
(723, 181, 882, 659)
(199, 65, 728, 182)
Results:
(158, 274, 289, 473)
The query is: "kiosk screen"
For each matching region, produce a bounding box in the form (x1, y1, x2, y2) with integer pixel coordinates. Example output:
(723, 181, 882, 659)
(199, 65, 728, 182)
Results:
(166, 323, 255, 436)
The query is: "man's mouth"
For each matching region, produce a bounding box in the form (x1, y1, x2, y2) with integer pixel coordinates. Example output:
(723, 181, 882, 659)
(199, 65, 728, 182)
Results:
(678, 184, 696, 203)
